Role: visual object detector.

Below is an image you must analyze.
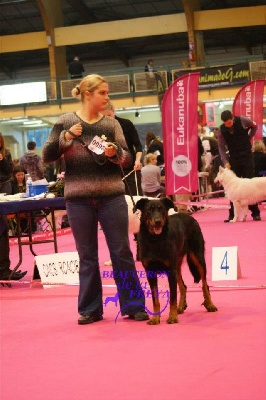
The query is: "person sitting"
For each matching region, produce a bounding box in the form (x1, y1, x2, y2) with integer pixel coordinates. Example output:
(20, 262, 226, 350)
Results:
(0, 216, 27, 282)
(11, 164, 26, 194)
(252, 139, 266, 177)
(0, 132, 13, 195)
(141, 153, 165, 198)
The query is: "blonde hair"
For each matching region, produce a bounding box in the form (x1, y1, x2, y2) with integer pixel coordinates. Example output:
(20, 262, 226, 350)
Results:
(71, 74, 107, 101)
(253, 139, 265, 153)
(144, 153, 157, 165)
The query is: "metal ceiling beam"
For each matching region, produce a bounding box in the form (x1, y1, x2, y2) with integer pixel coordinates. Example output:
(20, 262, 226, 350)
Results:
(0, 6, 264, 54)
(182, 0, 204, 67)
(36, 0, 67, 78)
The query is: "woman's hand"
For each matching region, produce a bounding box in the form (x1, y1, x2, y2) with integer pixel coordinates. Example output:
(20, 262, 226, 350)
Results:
(104, 143, 117, 158)
(224, 162, 231, 169)
(65, 123, 83, 140)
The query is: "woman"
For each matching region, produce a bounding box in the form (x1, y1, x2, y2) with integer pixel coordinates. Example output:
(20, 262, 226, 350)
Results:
(141, 153, 165, 197)
(42, 74, 148, 325)
(0, 132, 13, 195)
(0, 135, 27, 281)
(145, 131, 164, 166)
(11, 164, 27, 194)
(10, 165, 29, 235)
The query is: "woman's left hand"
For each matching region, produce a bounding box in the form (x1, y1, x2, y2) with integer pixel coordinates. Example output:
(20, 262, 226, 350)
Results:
(104, 143, 117, 158)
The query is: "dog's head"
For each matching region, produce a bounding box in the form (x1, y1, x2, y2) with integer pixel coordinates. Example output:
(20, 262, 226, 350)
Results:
(214, 166, 225, 185)
(214, 166, 235, 186)
(134, 198, 177, 235)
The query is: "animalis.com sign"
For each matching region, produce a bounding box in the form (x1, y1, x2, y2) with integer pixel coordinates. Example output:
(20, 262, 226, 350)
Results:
(162, 73, 200, 195)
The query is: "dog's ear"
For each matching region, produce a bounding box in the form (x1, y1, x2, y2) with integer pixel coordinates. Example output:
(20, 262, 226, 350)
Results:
(160, 197, 177, 211)
(133, 198, 149, 213)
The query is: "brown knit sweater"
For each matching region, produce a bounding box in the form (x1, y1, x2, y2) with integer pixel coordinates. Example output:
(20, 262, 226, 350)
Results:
(42, 112, 132, 200)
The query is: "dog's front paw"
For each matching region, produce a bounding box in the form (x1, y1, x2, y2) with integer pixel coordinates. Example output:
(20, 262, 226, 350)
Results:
(147, 316, 160, 325)
(166, 316, 178, 324)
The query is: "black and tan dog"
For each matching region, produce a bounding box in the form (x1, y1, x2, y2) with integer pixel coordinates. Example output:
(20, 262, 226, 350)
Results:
(134, 198, 217, 325)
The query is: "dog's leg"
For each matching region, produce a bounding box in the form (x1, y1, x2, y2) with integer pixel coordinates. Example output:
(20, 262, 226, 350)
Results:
(167, 269, 179, 324)
(146, 275, 161, 325)
(241, 205, 248, 222)
(176, 273, 187, 315)
(189, 252, 218, 312)
(231, 201, 239, 222)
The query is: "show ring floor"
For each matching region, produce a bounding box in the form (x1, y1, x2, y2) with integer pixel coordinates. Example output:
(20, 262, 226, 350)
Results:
(1, 198, 266, 400)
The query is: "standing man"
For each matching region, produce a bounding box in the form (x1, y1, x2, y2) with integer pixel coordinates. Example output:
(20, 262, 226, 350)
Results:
(103, 102, 143, 196)
(20, 141, 45, 181)
(217, 110, 261, 222)
(68, 56, 85, 79)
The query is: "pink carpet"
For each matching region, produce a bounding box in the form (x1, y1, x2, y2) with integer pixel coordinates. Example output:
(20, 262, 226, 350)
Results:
(1, 198, 266, 400)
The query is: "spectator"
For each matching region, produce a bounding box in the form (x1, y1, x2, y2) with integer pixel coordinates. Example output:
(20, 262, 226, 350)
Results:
(11, 165, 26, 194)
(144, 59, 155, 90)
(0, 132, 13, 195)
(20, 141, 45, 181)
(252, 139, 266, 177)
(0, 217, 27, 282)
(144, 59, 154, 73)
(141, 153, 165, 198)
(10, 165, 29, 235)
(68, 56, 85, 79)
(202, 135, 223, 195)
(102, 101, 143, 196)
(145, 131, 164, 166)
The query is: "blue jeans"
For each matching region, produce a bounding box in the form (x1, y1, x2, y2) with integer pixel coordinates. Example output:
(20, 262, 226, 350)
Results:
(66, 195, 145, 316)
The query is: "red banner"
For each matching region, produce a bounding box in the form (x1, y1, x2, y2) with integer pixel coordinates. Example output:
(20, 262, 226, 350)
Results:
(162, 73, 200, 195)
(232, 80, 265, 140)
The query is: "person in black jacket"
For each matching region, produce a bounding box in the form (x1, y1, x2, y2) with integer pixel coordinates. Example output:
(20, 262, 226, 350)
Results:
(0, 132, 13, 195)
(252, 139, 266, 177)
(145, 131, 164, 166)
(103, 102, 143, 196)
(0, 136, 27, 281)
(68, 56, 85, 79)
(217, 110, 261, 222)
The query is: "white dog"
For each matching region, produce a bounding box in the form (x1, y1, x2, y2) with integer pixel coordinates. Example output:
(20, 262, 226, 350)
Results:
(214, 166, 266, 222)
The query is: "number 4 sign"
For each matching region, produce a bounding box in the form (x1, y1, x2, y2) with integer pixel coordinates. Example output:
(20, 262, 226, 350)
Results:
(212, 246, 242, 281)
